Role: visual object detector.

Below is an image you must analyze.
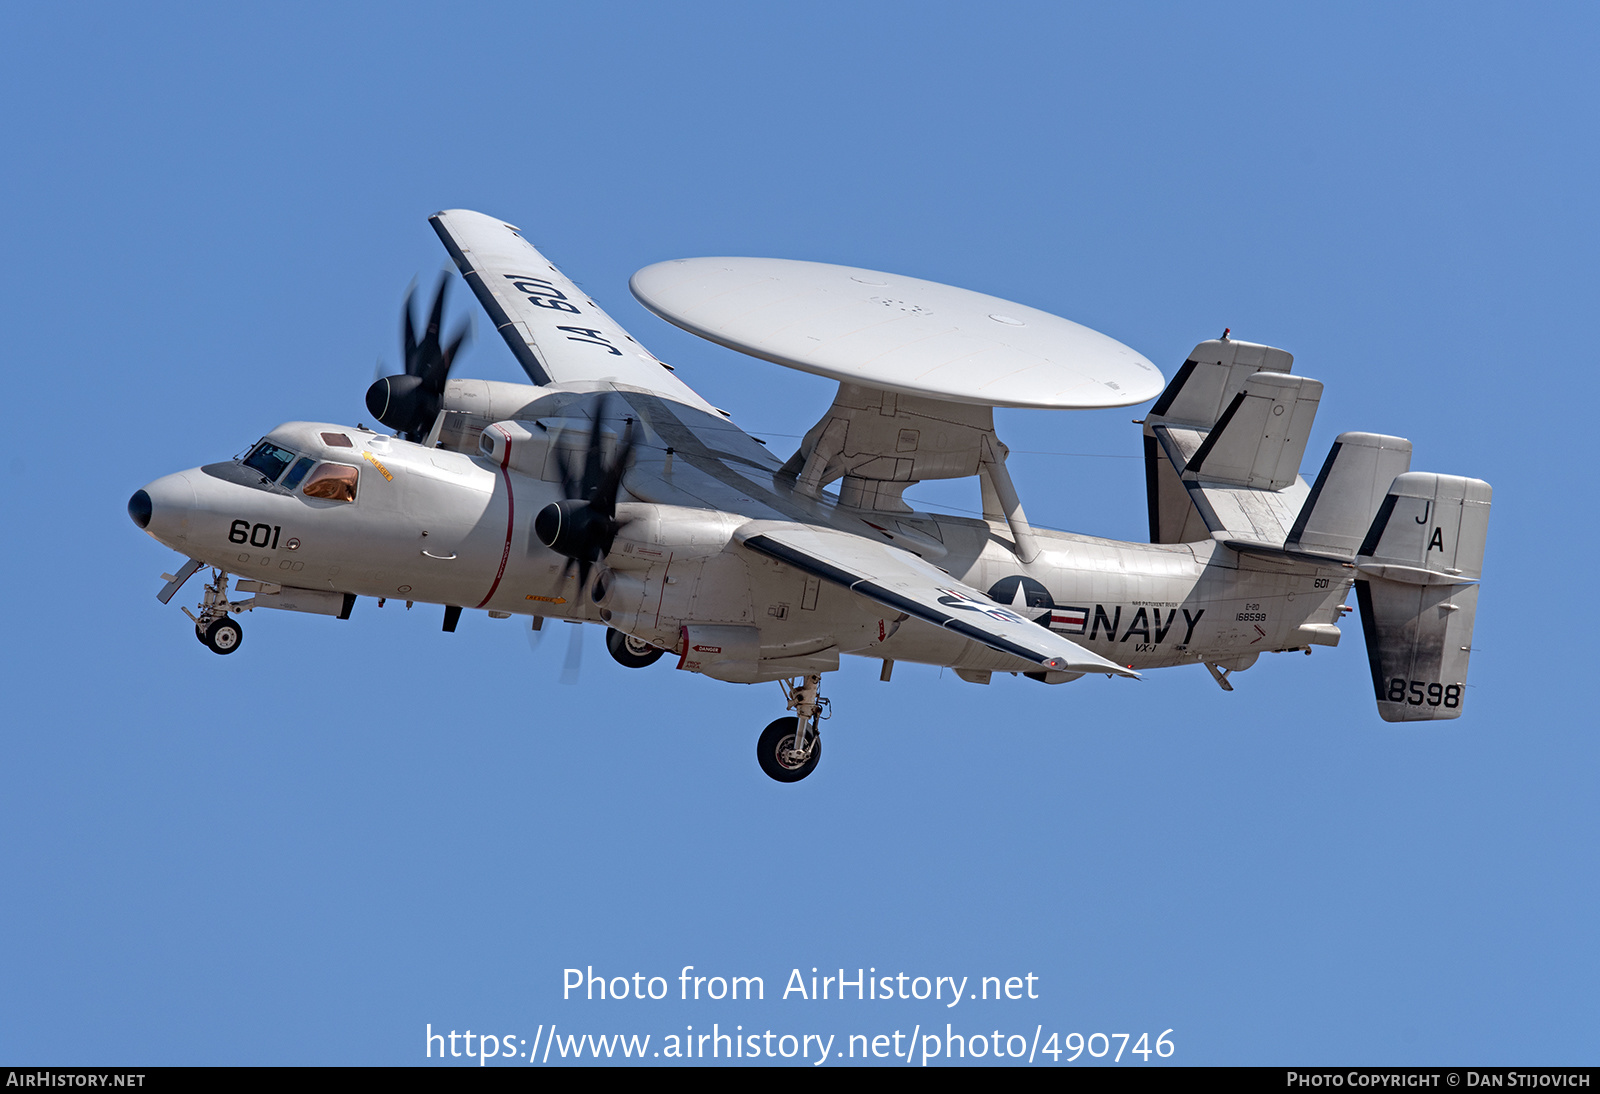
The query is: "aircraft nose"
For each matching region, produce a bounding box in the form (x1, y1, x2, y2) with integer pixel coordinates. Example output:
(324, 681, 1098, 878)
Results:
(132, 471, 198, 544)
(128, 489, 152, 529)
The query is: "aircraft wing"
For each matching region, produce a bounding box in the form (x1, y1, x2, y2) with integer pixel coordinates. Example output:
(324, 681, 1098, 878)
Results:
(736, 522, 1138, 677)
(430, 209, 718, 412)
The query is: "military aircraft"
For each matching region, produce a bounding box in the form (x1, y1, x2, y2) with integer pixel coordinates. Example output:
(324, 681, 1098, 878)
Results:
(128, 210, 1492, 782)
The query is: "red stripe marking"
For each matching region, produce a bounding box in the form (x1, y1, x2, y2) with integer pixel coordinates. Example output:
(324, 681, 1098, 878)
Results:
(651, 552, 673, 629)
(475, 425, 515, 609)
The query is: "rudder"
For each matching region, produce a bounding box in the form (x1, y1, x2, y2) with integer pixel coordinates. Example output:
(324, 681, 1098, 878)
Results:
(1354, 472, 1492, 722)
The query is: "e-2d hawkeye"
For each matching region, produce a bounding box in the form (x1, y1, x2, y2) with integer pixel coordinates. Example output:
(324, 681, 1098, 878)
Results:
(128, 210, 1492, 781)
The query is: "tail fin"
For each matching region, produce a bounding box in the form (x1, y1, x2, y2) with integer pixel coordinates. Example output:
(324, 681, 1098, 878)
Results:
(1142, 338, 1305, 543)
(1354, 472, 1493, 722)
(1285, 432, 1413, 559)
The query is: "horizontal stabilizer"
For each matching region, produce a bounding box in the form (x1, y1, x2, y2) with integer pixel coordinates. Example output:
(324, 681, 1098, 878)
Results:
(1355, 472, 1492, 722)
(736, 522, 1137, 678)
(1172, 468, 1310, 547)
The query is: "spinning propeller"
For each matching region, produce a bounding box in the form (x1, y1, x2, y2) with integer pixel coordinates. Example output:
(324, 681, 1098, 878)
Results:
(525, 618, 586, 686)
(533, 404, 637, 593)
(365, 274, 469, 442)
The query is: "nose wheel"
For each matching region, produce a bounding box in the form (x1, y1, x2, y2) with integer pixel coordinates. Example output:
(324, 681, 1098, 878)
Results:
(758, 673, 830, 782)
(182, 568, 248, 656)
(197, 615, 244, 654)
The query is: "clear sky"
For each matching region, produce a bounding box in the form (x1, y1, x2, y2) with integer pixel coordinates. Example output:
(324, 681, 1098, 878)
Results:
(2, 1, 1595, 1067)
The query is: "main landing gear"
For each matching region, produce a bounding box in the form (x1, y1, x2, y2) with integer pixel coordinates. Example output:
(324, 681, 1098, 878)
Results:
(184, 569, 246, 655)
(605, 627, 665, 668)
(758, 673, 830, 783)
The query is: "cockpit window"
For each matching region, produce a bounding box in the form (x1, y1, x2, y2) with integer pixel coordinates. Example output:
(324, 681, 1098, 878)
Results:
(320, 432, 353, 448)
(243, 441, 296, 483)
(281, 456, 316, 490)
(301, 462, 359, 502)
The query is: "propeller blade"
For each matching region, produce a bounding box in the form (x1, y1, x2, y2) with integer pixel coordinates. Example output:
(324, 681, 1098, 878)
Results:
(371, 274, 468, 441)
(533, 396, 639, 582)
(423, 273, 448, 356)
(557, 433, 582, 501)
(593, 418, 636, 519)
(435, 324, 470, 388)
(401, 278, 421, 375)
(560, 624, 584, 685)
(582, 404, 606, 501)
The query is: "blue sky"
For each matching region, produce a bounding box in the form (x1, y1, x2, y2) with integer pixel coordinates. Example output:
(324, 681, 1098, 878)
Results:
(2, 2, 1595, 1066)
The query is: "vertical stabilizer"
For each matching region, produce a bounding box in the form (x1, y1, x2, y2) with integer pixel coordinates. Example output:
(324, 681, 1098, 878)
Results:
(1285, 432, 1413, 559)
(1354, 472, 1492, 722)
(1143, 338, 1297, 543)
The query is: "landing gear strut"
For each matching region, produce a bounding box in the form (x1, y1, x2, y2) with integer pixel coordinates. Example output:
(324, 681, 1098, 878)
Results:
(757, 673, 830, 783)
(184, 569, 246, 655)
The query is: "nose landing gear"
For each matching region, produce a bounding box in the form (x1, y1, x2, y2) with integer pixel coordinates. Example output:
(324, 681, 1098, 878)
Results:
(197, 615, 243, 654)
(182, 569, 247, 655)
(758, 673, 830, 782)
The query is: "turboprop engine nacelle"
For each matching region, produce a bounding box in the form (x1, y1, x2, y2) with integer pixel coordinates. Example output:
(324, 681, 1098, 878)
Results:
(606, 504, 747, 568)
(595, 507, 895, 676)
(475, 414, 627, 480)
(439, 383, 596, 454)
(590, 505, 750, 636)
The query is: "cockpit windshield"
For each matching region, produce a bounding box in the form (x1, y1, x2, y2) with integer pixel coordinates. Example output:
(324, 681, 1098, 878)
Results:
(281, 456, 316, 490)
(242, 441, 296, 483)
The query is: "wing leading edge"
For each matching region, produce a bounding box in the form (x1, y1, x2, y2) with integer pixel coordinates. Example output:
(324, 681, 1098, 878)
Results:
(737, 522, 1138, 678)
